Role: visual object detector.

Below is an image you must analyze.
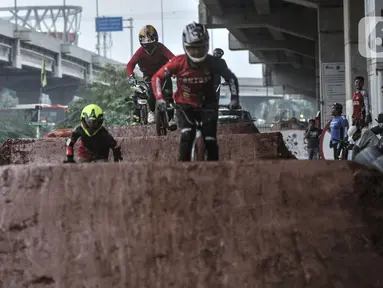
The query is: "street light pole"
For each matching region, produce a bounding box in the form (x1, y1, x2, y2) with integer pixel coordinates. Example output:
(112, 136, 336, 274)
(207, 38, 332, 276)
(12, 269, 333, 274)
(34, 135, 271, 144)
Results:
(63, 0, 68, 43)
(160, 0, 164, 43)
(96, 0, 100, 55)
(14, 0, 18, 31)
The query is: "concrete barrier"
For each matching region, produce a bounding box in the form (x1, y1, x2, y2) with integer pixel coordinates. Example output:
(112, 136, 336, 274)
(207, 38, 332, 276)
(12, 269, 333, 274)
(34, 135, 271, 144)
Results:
(0, 161, 382, 287)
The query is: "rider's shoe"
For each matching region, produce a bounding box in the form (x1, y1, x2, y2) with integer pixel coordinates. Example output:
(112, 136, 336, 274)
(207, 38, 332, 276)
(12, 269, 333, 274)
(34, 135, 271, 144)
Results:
(148, 111, 155, 124)
(168, 119, 177, 131)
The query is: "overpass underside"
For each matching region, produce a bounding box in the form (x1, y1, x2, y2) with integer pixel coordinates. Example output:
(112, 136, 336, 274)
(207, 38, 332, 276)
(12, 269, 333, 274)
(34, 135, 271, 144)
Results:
(0, 67, 83, 105)
(199, 0, 378, 126)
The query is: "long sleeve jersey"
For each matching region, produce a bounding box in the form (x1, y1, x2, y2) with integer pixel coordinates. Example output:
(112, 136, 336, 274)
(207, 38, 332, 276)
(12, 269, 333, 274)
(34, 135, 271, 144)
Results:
(152, 54, 239, 108)
(126, 43, 174, 78)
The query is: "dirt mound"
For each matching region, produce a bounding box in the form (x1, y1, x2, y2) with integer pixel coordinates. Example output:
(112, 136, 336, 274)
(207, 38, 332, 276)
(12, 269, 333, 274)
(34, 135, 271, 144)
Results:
(0, 161, 383, 287)
(44, 123, 260, 138)
(0, 132, 294, 165)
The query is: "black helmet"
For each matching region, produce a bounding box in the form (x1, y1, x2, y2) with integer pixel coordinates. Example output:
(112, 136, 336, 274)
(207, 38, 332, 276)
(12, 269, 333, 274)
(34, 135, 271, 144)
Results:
(331, 102, 343, 114)
(213, 48, 224, 58)
(182, 22, 209, 63)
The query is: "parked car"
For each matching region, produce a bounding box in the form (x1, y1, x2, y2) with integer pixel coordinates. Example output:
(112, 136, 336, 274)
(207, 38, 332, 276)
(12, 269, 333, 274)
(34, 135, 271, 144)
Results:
(217, 105, 254, 124)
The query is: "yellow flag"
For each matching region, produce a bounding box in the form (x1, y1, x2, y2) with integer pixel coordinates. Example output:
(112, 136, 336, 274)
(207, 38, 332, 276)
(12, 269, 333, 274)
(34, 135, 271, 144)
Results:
(41, 57, 47, 88)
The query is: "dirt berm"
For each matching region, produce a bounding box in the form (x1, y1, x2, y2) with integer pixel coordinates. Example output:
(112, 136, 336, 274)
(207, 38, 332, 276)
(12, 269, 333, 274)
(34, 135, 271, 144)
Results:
(44, 122, 260, 138)
(0, 161, 383, 287)
(0, 132, 294, 165)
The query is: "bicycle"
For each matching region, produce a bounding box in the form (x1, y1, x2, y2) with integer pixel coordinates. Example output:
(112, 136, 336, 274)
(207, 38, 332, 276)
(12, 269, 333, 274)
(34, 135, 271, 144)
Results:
(155, 82, 229, 136)
(155, 96, 176, 136)
(129, 80, 152, 125)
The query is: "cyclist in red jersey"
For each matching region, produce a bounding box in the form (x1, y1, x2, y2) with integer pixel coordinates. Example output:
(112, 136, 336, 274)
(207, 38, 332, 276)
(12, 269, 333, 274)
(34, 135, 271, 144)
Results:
(352, 76, 371, 127)
(152, 22, 240, 161)
(126, 25, 175, 125)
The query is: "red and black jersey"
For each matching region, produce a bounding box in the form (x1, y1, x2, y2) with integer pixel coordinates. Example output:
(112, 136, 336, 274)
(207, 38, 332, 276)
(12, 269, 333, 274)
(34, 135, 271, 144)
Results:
(352, 91, 365, 121)
(126, 43, 174, 78)
(66, 125, 117, 160)
(152, 54, 239, 107)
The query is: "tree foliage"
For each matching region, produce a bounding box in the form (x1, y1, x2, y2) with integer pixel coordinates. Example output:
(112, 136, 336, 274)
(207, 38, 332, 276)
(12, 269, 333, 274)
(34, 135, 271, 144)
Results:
(57, 64, 136, 128)
(0, 111, 36, 142)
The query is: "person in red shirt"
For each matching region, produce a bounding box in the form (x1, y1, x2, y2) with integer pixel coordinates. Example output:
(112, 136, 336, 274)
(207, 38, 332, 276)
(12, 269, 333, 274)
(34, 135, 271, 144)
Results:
(126, 25, 175, 124)
(352, 76, 371, 127)
(152, 22, 240, 161)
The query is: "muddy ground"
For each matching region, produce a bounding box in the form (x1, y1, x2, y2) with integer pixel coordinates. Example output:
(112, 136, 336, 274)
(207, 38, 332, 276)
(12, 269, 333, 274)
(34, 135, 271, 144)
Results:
(0, 161, 382, 287)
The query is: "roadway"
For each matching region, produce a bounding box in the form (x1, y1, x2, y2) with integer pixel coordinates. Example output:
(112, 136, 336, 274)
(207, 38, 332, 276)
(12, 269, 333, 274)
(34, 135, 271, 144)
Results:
(199, 0, 382, 127)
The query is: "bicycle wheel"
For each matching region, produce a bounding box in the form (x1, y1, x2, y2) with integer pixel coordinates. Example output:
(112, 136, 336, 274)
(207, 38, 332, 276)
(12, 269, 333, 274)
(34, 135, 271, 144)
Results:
(191, 129, 206, 161)
(155, 109, 167, 136)
(141, 105, 148, 125)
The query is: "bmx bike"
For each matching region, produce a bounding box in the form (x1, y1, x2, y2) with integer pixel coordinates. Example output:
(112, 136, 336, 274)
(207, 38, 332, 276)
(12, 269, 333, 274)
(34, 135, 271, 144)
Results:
(155, 82, 229, 136)
(129, 80, 152, 125)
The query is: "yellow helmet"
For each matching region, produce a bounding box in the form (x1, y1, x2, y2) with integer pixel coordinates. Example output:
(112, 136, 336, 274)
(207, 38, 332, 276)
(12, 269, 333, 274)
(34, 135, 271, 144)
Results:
(80, 104, 103, 136)
(139, 25, 159, 55)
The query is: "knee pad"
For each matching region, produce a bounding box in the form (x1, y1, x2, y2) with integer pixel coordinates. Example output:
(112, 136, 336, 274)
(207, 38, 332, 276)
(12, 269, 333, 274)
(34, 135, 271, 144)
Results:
(180, 128, 193, 143)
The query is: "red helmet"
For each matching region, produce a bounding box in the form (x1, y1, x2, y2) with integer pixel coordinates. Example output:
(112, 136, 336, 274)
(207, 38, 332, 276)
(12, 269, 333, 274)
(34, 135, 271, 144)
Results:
(139, 25, 159, 55)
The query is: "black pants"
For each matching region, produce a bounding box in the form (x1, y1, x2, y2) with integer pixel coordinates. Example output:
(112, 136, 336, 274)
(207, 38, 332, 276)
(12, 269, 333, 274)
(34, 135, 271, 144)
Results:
(307, 148, 319, 160)
(176, 103, 219, 161)
(332, 142, 348, 160)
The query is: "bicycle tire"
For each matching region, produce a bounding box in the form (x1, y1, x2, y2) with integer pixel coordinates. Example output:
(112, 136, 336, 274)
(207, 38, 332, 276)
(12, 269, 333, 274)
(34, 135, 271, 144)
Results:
(141, 105, 148, 125)
(191, 130, 206, 161)
(155, 109, 167, 136)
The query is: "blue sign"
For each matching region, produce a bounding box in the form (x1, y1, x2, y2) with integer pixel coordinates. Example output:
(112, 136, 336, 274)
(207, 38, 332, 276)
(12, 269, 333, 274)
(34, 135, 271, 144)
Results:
(95, 17, 123, 32)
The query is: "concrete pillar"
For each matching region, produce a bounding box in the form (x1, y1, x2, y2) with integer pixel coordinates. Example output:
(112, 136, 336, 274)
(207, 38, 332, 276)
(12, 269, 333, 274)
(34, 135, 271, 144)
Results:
(318, 5, 345, 126)
(344, 0, 367, 122)
(365, 0, 383, 120)
(86, 63, 93, 83)
(54, 52, 62, 78)
(12, 38, 21, 69)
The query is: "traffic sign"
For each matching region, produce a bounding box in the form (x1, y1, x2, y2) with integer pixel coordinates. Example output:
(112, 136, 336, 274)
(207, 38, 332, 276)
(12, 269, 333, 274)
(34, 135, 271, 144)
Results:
(95, 17, 123, 32)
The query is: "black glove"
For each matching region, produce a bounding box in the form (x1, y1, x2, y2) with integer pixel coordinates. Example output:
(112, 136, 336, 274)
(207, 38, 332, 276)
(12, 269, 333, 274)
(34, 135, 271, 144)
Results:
(113, 146, 123, 162)
(229, 99, 241, 110)
(156, 99, 167, 112)
(63, 156, 75, 164)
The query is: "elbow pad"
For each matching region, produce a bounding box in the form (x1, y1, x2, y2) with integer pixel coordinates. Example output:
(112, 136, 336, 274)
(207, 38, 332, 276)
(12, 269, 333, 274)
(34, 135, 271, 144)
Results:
(65, 138, 74, 157)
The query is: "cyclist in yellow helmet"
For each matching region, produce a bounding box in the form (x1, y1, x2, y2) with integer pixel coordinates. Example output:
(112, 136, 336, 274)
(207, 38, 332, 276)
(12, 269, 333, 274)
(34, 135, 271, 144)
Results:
(64, 104, 122, 163)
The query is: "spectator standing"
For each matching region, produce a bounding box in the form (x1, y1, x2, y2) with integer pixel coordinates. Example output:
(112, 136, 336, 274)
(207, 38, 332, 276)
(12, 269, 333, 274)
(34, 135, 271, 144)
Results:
(352, 76, 372, 127)
(304, 119, 322, 160)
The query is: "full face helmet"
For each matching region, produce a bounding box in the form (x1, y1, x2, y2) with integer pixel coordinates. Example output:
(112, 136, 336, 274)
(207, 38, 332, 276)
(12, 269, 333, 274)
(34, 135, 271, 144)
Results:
(182, 22, 209, 63)
(81, 104, 104, 136)
(139, 25, 159, 55)
(213, 48, 224, 58)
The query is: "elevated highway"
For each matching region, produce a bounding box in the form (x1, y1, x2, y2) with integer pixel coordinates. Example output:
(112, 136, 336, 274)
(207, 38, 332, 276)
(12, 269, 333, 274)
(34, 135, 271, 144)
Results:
(0, 6, 125, 105)
(199, 0, 383, 127)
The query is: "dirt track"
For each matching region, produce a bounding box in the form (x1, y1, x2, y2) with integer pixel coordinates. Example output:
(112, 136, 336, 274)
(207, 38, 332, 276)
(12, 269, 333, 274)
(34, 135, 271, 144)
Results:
(44, 122, 260, 138)
(0, 132, 294, 165)
(0, 161, 382, 287)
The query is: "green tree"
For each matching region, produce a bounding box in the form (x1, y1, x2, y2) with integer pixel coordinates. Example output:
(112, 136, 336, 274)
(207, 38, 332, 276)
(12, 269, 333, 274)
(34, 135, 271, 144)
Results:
(57, 64, 136, 128)
(0, 111, 36, 142)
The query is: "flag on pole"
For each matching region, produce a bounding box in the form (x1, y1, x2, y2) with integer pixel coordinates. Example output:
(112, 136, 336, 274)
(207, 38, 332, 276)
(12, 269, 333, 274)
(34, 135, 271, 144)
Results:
(41, 57, 47, 88)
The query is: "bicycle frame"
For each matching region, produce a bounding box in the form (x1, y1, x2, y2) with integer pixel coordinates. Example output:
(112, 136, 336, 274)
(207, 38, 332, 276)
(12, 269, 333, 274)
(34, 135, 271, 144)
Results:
(175, 104, 218, 161)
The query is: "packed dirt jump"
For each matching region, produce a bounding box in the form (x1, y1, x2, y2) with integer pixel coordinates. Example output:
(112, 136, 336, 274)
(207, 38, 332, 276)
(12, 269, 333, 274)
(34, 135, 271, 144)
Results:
(1, 122, 383, 287)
